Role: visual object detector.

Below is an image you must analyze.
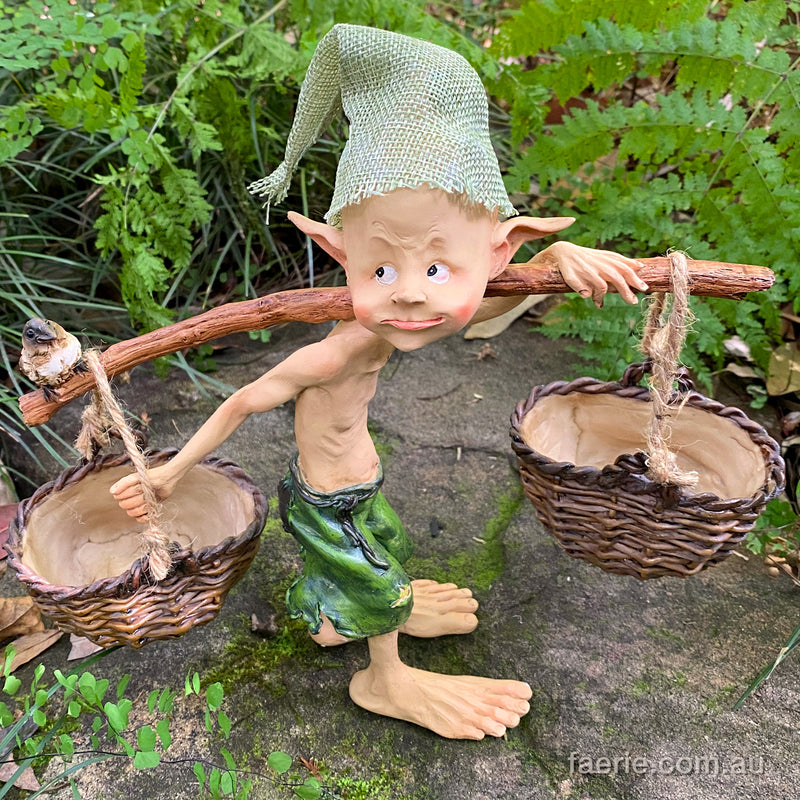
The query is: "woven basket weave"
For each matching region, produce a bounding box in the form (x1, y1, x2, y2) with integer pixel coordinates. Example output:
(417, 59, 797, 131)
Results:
(6, 449, 267, 648)
(510, 364, 784, 579)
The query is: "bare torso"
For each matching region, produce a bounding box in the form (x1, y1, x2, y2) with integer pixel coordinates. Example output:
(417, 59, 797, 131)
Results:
(294, 320, 395, 493)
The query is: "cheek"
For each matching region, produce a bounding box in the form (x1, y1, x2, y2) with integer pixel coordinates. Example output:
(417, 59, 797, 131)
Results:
(351, 293, 379, 327)
(453, 301, 478, 325)
(450, 284, 487, 325)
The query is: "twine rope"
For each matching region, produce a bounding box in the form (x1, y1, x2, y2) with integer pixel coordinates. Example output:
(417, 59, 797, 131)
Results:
(75, 387, 112, 459)
(76, 350, 172, 580)
(640, 251, 699, 488)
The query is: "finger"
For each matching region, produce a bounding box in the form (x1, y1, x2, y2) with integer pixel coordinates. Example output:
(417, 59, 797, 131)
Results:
(628, 260, 649, 291)
(120, 503, 148, 521)
(559, 264, 606, 299)
(110, 483, 143, 501)
(586, 252, 649, 292)
(567, 261, 609, 307)
(119, 495, 149, 511)
(602, 271, 639, 304)
(607, 260, 649, 293)
(109, 475, 140, 497)
(119, 501, 148, 519)
(593, 249, 642, 270)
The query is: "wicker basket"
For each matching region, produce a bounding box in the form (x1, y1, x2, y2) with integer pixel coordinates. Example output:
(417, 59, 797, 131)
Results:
(510, 364, 785, 579)
(6, 449, 268, 648)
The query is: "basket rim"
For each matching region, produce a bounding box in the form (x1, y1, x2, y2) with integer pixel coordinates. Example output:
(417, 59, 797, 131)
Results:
(5, 449, 268, 602)
(510, 374, 785, 510)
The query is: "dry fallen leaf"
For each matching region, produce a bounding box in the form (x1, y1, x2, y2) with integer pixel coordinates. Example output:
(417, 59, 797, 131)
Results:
(0, 760, 41, 791)
(767, 343, 800, 396)
(0, 598, 44, 640)
(6, 630, 63, 673)
(67, 634, 104, 661)
(723, 362, 760, 381)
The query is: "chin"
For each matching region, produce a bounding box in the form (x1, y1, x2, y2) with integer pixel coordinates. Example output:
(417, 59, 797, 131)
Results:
(389, 337, 431, 352)
(381, 325, 461, 351)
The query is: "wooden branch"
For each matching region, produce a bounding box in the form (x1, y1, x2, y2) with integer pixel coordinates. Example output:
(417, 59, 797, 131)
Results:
(486, 257, 773, 299)
(18, 258, 774, 426)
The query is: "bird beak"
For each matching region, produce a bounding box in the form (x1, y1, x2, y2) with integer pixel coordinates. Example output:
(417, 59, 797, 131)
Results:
(23, 319, 57, 345)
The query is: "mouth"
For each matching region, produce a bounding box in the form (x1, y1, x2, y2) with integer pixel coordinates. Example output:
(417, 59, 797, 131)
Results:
(382, 318, 444, 331)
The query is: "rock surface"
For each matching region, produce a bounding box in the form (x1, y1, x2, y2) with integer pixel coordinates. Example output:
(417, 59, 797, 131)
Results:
(4, 319, 799, 800)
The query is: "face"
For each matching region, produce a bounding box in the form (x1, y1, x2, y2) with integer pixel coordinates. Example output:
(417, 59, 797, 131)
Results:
(341, 189, 500, 351)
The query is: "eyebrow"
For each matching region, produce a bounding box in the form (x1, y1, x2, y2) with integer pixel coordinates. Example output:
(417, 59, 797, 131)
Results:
(369, 221, 446, 250)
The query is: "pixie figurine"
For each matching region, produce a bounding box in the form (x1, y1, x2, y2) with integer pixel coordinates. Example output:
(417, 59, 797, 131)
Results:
(111, 25, 646, 739)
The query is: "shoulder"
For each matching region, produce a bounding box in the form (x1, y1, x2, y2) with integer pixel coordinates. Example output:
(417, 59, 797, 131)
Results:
(324, 321, 393, 364)
(279, 321, 391, 385)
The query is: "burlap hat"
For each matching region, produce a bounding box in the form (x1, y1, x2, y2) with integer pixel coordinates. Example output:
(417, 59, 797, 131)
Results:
(249, 23, 516, 226)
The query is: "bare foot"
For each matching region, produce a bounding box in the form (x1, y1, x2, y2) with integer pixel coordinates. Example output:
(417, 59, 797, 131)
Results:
(349, 661, 532, 739)
(309, 580, 479, 646)
(310, 615, 352, 647)
(399, 580, 479, 638)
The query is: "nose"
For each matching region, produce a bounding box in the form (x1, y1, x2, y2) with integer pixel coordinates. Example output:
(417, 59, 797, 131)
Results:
(391, 274, 427, 304)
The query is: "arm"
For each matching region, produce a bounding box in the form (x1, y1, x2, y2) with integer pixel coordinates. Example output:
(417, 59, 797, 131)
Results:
(532, 241, 648, 307)
(110, 338, 335, 520)
(470, 242, 647, 326)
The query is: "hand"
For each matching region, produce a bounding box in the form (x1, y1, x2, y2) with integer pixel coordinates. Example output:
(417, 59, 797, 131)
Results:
(110, 464, 179, 523)
(535, 241, 648, 307)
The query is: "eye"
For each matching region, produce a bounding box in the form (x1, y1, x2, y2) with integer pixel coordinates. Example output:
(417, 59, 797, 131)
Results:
(375, 265, 398, 286)
(426, 263, 450, 284)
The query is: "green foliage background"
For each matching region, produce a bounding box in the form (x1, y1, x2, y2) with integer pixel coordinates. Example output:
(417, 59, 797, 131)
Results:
(494, 0, 799, 387)
(1, 0, 798, 472)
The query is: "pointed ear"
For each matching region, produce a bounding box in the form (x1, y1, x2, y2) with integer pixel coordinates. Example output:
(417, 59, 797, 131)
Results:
(287, 211, 347, 268)
(490, 216, 575, 277)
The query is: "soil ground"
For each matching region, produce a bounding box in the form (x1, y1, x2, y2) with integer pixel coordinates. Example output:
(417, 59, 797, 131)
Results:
(4, 319, 799, 800)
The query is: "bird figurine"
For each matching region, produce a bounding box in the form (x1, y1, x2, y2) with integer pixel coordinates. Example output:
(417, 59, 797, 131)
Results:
(18, 318, 86, 401)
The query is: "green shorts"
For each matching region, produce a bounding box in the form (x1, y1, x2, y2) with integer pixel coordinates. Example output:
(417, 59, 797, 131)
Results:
(278, 457, 414, 639)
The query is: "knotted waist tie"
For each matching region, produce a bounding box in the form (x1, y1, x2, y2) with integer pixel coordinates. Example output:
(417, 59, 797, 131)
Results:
(289, 458, 391, 570)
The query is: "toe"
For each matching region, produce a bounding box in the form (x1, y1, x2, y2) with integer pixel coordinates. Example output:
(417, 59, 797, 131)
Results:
(511, 699, 531, 716)
(502, 681, 533, 700)
(479, 718, 507, 738)
(491, 707, 522, 728)
(461, 613, 478, 633)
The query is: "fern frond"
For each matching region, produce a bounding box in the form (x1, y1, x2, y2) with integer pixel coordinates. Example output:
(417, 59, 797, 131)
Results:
(119, 38, 146, 116)
(492, 0, 708, 60)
